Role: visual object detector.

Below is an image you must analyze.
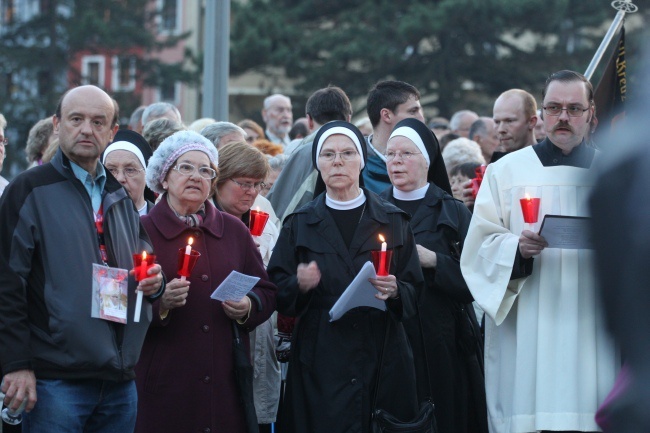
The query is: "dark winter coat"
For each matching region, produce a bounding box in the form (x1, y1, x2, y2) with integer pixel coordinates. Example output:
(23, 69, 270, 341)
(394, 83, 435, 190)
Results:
(381, 183, 488, 433)
(134, 198, 276, 433)
(267, 189, 424, 433)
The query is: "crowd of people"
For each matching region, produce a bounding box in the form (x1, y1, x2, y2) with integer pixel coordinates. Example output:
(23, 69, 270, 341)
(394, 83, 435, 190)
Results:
(0, 67, 640, 433)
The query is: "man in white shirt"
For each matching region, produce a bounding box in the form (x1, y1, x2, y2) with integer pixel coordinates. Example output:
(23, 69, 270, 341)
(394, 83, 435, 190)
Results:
(461, 70, 618, 433)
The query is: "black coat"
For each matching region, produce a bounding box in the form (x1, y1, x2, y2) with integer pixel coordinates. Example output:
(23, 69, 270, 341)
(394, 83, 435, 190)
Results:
(268, 189, 424, 433)
(381, 184, 488, 433)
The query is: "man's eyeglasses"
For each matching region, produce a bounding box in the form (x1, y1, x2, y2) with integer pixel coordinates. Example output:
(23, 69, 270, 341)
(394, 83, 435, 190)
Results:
(542, 105, 590, 117)
(107, 167, 144, 178)
(0, 138, 7, 146)
(230, 178, 266, 192)
(318, 150, 359, 162)
(173, 163, 217, 179)
(385, 151, 422, 161)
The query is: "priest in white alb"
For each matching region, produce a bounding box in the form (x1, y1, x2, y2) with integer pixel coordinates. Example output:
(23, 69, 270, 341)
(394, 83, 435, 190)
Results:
(460, 70, 619, 433)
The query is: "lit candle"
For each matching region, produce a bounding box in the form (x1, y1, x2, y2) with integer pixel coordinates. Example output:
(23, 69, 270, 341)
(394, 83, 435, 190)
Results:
(180, 237, 194, 281)
(520, 193, 541, 227)
(134, 251, 146, 322)
(378, 234, 388, 276)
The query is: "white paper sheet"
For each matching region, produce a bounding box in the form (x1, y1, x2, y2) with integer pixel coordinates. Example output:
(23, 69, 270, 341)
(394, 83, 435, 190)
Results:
(329, 261, 386, 322)
(538, 214, 593, 249)
(210, 271, 260, 301)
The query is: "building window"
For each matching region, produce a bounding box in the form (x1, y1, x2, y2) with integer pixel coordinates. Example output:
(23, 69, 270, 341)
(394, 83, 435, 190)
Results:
(81, 55, 105, 87)
(160, 80, 177, 102)
(158, 0, 180, 33)
(111, 56, 135, 92)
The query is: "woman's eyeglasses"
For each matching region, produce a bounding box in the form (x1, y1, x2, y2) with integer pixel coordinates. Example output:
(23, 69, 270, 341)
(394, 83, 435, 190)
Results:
(385, 151, 422, 161)
(173, 163, 217, 179)
(107, 167, 144, 178)
(318, 150, 359, 162)
(230, 178, 266, 192)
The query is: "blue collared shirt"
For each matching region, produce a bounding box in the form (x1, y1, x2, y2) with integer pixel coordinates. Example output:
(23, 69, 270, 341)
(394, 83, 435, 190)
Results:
(70, 161, 106, 213)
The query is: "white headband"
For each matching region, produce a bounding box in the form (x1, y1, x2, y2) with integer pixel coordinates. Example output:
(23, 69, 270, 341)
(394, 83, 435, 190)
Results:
(103, 141, 147, 169)
(389, 127, 430, 166)
(315, 127, 365, 170)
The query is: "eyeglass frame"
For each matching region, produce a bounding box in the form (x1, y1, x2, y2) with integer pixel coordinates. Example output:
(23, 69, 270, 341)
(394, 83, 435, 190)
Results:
(172, 162, 217, 179)
(317, 150, 360, 162)
(0, 138, 7, 146)
(542, 104, 591, 117)
(229, 178, 267, 192)
(106, 167, 145, 178)
(384, 150, 423, 161)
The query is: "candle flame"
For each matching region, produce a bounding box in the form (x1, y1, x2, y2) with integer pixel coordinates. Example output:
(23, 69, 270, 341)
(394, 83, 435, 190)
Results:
(188, 237, 194, 246)
(142, 251, 147, 260)
(256, 206, 260, 212)
(524, 193, 531, 200)
(378, 234, 385, 243)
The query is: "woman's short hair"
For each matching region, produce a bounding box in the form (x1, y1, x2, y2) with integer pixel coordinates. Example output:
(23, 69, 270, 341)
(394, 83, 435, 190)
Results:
(252, 139, 284, 156)
(450, 162, 481, 179)
(268, 154, 289, 172)
(26, 118, 54, 163)
(237, 119, 265, 140)
(216, 141, 269, 186)
(441, 137, 485, 173)
(143, 118, 186, 150)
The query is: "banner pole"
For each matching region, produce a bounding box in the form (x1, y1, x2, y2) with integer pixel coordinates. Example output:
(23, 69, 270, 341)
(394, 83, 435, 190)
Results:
(584, 1, 638, 81)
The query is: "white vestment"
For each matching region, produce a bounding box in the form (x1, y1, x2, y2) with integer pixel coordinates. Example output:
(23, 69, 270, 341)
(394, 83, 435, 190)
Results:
(460, 147, 618, 433)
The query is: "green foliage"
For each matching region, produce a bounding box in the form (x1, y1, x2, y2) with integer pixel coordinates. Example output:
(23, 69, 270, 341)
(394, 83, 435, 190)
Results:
(0, 0, 198, 173)
(231, 0, 619, 117)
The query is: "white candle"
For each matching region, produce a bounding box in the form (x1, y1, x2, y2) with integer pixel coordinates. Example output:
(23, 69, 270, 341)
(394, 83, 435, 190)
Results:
(379, 234, 387, 252)
(180, 237, 194, 281)
(134, 251, 146, 322)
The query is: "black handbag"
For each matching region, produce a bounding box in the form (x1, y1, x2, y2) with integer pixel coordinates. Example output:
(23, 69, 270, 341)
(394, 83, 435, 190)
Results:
(371, 314, 439, 433)
(231, 321, 260, 433)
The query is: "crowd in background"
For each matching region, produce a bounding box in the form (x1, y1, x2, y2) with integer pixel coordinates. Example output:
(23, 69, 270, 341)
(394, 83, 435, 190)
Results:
(0, 62, 646, 433)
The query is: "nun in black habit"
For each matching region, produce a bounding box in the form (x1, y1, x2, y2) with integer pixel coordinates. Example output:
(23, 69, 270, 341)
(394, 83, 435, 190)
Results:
(267, 121, 424, 433)
(380, 118, 488, 433)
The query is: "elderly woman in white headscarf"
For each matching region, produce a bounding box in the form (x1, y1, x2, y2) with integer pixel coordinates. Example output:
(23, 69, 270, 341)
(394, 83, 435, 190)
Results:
(103, 130, 155, 215)
(267, 120, 424, 433)
(381, 118, 487, 433)
(134, 130, 276, 433)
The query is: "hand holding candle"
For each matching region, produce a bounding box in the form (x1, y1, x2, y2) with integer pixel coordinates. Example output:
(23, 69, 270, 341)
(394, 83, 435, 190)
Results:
(132, 251, 156, 322)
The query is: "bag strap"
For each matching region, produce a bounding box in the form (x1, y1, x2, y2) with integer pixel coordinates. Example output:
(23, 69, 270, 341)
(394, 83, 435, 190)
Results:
(371, 306, 434, 411)
(371, 315, 392, 411)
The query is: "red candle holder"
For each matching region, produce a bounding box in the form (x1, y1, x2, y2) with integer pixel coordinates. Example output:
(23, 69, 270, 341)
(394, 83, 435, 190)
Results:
(471, 165, 486, 199)
(371, 250, 394, 277)
(177, 248, 201, 278)
(519, 197, 541, 224)
(249, 209, 270, 236)
(132, 253, 156, 282)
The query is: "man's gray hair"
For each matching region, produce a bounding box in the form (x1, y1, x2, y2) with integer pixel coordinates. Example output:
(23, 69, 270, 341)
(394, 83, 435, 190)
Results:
(263, 94, 291, 110)
(0, 113, 6, 130)
(128, 106, 146, 130)
(469, 119, 487, 140)
(200, 122, 246, 147)
(449, 110, 478, 132)
(142, 102, 182, 126)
